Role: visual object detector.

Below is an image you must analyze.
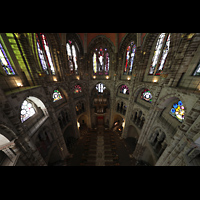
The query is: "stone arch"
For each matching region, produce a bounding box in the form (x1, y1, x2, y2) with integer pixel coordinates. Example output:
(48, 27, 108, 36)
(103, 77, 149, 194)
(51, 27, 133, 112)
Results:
(0, 124, 19, 166)
(63, 124, 76, 153)
(77, 114, 88, 127)
(91, 81, 111, 95)
(66, 33, 84, 57)
(75, 100, 86, 116)
(34, 126, 54, 159)
(88, 36, 115, 77)
(47, 146, 62, 166)
(119, 33, 137, 56)
(0, 123, 17, 142)
(127, 125, 139, 139)
(157, 93, 187, 114)
(117, 84, 130, 96)
(133, 84, 155, 103)
(56, 86, 69, 101)
(88, 35, 115, 54)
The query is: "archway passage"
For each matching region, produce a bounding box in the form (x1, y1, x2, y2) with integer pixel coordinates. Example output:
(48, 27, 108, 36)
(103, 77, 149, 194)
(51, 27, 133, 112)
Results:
(48, 146, 62, 166)
(125, 125, 139, 154)
(63, 125, 77, 153)
(113, 114, 124, 135)
(78, 114, 88, 136)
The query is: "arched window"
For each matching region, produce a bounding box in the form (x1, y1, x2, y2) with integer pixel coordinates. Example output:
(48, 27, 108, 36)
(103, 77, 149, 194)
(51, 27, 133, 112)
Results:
(123, 41, 136, 75)
(96, 83, 106, 93)
(149, 33, 171, 76)
(93, 47, 109, 75)
(74, 85, 82, 94)
(193, 60, 200, 76)
(120, 85, 129, 95)
(36, 33, 55, 75)
(53, 89, 63, 102)
(66, 40, 78, 74)
(21, 100, 36, 123)
(0, 42, 15, 75)
(141, 89, 152, 103)
(170, 100, 185, 122)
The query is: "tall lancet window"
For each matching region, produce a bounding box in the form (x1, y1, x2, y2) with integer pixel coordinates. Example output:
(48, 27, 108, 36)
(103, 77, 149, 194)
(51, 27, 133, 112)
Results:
(193, 60, 200, 76)
(93, 47, 110, 75)
(66, 40, 78, 74)
(0, 42, 15, 75)
(36, 33, 55, 75)
(123, 41, 136, 75)
(149, 33, 171, 76)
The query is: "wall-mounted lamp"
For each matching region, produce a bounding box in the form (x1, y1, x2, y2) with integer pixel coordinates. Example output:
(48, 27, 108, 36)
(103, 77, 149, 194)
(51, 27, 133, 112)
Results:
(53, 77, 57, 82)
(127, 77, 130, 81)
(77, 122, 80, 128)
(106, 76, 109, 79)
(16, 82, 23, 87)
(93, 76, 96, 79)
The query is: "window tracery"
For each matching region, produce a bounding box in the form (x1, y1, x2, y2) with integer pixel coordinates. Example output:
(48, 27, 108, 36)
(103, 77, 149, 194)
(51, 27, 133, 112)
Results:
(0, 42, 15, 75)
(21, 100, 36, 123)
(149, 33, 171, 76)
(170, 100, 184, 122)
(123, 41, 136, 75)
(53, 89, 63, 102)
(120, 85, 129, 95)
(66, 40, 78, 74)
(141, 89, 152, 103)
(96, 83, 106, 93)
(74, 85, 82, 94)
(193, 60, 200, 76)
(93, 47, 109, 75)
(36, 33, 55, 75)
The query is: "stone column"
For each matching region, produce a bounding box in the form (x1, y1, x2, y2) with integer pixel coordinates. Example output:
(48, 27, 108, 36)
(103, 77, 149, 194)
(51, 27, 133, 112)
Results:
(132, 107, 162, 161)
(84, 33, 87, 54)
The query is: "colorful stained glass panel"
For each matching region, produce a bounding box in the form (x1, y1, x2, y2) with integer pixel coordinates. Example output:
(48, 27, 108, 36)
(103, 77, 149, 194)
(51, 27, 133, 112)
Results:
(53, 90, 63, 102)
(170, 100, 184, 122)
(0, 43, 15, 75)
(141, 89, 152, 103)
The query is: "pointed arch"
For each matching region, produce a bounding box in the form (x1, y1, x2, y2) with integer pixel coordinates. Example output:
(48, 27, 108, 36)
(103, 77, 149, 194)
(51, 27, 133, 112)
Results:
(149, 33, 171, 76)
(36, 33, 56, 75)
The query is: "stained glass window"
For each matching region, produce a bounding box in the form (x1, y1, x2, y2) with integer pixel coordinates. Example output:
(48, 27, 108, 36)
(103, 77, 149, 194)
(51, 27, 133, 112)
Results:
(66, 40, 78, 74)
(156, 34, 171, 75)
(21, 100, 36, 123)
(123, 41, 136, 75)
(141, 89, 152, 103)
(149, 33, 166, 75)
(193, 60, 200, 76)
(93, 52, 97, 74)
(53, 90, 63, 102)
(170, 100, 184, 122)
(0, 42, 15, 75)
(36, 35, 48, 74)
(36, 33, 55, 75)
(96, 83, 106, 93)
(93, 47, 109, 75)
(105, 52, 109, 75)
(74, 85, 82, 94)
(120, 85, 129, 95)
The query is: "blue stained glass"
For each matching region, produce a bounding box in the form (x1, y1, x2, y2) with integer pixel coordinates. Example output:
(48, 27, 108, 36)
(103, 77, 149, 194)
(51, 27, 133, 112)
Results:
(0, 43, 15, 75)
(173, 103, 178, 108)
(178, 101, 183, 106)
(171, 108, 175, 113)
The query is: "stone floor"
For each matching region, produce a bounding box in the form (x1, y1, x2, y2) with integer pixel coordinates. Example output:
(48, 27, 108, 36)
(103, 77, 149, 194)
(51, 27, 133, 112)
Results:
(66, 125, 137, 166)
